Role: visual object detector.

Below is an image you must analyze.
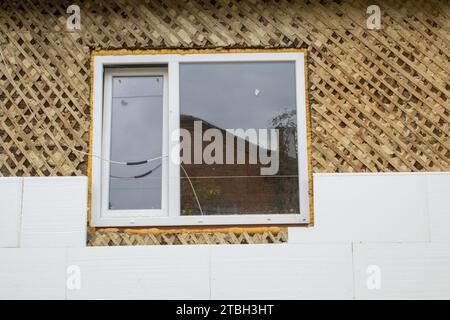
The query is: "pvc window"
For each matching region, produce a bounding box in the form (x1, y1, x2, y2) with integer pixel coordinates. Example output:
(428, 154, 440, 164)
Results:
(90, 51, 311, 227)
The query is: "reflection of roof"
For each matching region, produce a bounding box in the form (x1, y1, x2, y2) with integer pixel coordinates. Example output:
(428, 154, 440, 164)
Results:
(181, 114, 297, 159)
(180, 114, 218, 130)
(181, 113, 265, 151)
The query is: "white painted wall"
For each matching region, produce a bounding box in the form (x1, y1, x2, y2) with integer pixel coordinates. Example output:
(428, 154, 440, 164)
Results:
(0, 173, 449, 299)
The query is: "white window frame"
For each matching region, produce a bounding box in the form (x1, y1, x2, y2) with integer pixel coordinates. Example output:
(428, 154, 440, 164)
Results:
(91, 51, 311, 227)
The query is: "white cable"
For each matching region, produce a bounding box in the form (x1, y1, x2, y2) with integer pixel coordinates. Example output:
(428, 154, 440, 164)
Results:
(1, 46, 204, 215)
(180, 164, 204, 215)
(0, 46, 165, 166)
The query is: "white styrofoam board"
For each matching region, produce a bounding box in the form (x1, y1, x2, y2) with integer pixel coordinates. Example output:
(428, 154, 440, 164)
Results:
(354, 242, 450, 299)
(289, 173, 429, 243)
(20, 177, 87, 248)
(426, 173, 450, 242)
(210, 244, 354, 299)
(66, 246, 211, 299)
(0, 248, 66, 299)
(0, 177, 22, 247)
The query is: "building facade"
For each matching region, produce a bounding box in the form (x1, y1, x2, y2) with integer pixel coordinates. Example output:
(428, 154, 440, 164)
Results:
(0, 0, 449, 299)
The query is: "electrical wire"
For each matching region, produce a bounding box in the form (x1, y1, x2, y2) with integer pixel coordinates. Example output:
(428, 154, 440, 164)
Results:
(110, 163, 162, 179)
(0, 47, 165, 166)
(0, 46, 204, 215)
(181, 164, 204, 215)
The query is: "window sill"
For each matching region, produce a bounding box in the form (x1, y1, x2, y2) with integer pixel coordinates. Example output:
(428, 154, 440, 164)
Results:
(90, 213, 308, 228)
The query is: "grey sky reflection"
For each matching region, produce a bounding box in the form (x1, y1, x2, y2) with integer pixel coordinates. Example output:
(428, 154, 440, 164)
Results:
(109, 76, 163, 210)
(180, 62, 297, 131)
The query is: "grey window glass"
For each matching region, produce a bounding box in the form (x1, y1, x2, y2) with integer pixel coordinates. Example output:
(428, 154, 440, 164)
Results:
(179, 62, 299, 215)
(108, 75, 163, 210)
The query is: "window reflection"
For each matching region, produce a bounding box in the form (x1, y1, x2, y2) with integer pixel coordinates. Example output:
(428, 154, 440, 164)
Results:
(179, 62, 299, 215)
(108, 76, 163, 210)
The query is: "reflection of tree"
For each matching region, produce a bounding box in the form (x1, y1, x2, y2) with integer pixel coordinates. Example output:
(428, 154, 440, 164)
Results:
(268, 109, 299, 213)
(182, 180, 221, 215)
(271, 108, 297, 156)
(271, 108, 296, 127)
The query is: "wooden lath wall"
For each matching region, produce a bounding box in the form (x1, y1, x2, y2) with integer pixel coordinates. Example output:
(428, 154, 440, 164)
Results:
(0, 0, 449, 177)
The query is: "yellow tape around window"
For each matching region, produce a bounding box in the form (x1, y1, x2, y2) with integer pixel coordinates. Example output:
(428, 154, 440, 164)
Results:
(95, 226, 283, 235)
(87, 48, 314, 234)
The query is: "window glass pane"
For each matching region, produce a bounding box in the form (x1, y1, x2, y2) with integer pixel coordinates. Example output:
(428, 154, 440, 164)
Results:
(108, 75, 163, 210)
(179, 62, 299, 215)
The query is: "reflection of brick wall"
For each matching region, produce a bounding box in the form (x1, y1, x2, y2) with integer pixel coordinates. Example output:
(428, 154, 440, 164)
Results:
(180, 116, 299, 215)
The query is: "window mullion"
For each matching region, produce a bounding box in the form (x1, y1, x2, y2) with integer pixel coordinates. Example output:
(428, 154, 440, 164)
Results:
(168, 61, 181, 217)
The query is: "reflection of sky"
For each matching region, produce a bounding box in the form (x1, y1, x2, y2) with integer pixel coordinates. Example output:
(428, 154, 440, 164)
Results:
(109, 76, 163, 210)
(180, 62, 297, 131)
(110, 96, 163, 163)
(107, 64, 298, 210)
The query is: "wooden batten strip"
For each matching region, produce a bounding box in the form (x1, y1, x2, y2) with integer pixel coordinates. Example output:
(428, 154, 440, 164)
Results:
(88, 228, 288, 245)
